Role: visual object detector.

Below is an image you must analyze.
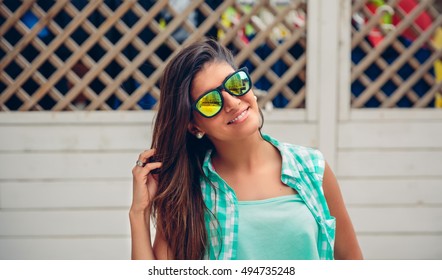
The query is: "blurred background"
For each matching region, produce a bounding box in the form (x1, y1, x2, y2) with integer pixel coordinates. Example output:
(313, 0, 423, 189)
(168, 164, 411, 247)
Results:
(0, 0, 441, 259)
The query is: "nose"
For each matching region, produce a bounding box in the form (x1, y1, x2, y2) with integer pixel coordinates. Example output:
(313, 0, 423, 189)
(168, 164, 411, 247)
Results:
(222, 90, 241, 113)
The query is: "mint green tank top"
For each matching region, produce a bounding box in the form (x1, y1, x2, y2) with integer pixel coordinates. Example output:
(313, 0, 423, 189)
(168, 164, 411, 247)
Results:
(237, 194, 320, 260)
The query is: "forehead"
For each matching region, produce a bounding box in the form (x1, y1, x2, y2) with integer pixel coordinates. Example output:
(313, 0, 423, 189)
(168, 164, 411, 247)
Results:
(190, 62, 235, 100)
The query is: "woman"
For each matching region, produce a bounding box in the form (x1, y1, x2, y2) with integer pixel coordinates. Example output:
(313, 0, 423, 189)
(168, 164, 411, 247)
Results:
(130, 38, 363, 260)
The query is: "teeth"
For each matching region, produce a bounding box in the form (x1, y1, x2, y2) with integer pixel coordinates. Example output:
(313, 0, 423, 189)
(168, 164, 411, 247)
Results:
(229, 109, 247, 124)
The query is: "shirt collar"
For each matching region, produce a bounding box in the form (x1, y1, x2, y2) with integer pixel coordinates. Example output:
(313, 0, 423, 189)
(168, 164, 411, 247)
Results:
(261, 133, 302, 181)
(202, 133, 302, 182)
(202, 148, 215, 176)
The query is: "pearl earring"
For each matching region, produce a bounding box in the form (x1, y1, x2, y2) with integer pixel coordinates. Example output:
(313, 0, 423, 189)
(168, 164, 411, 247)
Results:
(196, 132, 204, 139)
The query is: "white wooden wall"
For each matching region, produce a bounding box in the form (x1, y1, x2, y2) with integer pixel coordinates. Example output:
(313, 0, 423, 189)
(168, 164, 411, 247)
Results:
(1, 0, 441, 260)
(1, 109, 441, 260)
(0, 111, 315, 260)
(338, 111, 442, 259)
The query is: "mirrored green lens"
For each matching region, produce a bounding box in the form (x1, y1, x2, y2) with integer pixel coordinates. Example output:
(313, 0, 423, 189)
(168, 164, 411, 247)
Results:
(225, 71, 250, 95)
(195, 90, 222, 117)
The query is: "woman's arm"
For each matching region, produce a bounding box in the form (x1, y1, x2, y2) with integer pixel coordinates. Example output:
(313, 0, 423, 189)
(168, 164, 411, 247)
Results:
(129, 209, 155, 259)
(129, 209, 173, 260)
(322, 161, 363, 260)
(130, 149, 171, 260)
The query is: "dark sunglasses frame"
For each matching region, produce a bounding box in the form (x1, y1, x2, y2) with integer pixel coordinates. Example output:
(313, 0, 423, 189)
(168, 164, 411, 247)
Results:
(192, 67, 252, 118)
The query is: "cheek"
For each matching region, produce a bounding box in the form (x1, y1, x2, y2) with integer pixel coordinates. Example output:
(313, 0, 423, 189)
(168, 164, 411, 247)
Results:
(192, 114, 206, 128)
(192, 113, 216, 131)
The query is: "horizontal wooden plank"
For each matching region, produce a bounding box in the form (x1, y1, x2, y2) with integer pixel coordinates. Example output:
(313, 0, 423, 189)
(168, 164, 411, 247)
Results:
(0, 238, 131, 260)
(262, 109, 307, 121)
(0, 180, 132, 209)
(0, 210, 130, 236)
(357, 235, 442, 260)
(0, 153, 135, 180)
(1, 233, 441, 260)
(1, 235, 441, 260)
(349, 109, 442, 121)
(0, 125, 153, 152)
(0, 109, 306, 124)
(339, 121, 442, 148)
(7, 178, 440, 209)
(337, 150, 442, 177)
(348, 207, 442, 233)
(0, 111, 156, 124)
(339, 179, 442, 205)
(0, 123, 316, 152)
(262, 123, 317, 148)
(1, 206, 439, 236)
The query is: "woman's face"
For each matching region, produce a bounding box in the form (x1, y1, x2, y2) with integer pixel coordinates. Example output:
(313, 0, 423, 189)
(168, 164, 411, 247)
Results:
(189, 62, 261, 143)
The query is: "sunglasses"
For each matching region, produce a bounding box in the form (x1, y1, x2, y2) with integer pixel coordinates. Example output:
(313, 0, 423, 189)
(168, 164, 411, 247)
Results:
(192, 67, 252, 118)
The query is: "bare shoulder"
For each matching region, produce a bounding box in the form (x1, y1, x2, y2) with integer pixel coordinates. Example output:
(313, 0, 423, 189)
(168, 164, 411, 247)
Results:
(322, 161, 364, 260)
(322, 162, 339, 196)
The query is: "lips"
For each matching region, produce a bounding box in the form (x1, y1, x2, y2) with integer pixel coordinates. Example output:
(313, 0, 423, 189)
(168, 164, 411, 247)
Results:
(227, 107, 249, 125)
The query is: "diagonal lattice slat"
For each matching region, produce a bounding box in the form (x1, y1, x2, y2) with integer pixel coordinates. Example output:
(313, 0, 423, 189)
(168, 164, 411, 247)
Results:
(213, 0, 306, 108)
(1, 1, 307, 111)
(100, 0, 210, 111)
(351, 0, 441, 108)
(2, 1, 441, 111)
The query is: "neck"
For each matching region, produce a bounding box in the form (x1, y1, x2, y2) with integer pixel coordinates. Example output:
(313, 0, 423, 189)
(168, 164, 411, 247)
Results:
(210, 131, 273, 173)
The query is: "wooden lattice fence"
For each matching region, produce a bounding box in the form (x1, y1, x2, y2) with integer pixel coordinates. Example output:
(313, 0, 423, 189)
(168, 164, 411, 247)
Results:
(0, 0, 307, 111)
(351, 0, 442, 108)
(1, 0, 441, 111)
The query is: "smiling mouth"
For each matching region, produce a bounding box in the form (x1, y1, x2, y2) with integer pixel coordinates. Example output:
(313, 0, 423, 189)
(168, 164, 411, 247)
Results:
(227, 108, 249, 125)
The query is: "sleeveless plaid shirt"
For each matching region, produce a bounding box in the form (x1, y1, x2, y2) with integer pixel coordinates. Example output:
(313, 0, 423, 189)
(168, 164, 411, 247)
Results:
(200, 134, 336, 260)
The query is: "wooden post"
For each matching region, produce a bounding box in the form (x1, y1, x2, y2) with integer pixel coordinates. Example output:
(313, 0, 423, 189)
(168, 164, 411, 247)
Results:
(316, 0, 347, 168)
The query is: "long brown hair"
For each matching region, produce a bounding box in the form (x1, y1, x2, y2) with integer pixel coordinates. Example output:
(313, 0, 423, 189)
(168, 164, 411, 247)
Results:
(150, 38, 236, 259)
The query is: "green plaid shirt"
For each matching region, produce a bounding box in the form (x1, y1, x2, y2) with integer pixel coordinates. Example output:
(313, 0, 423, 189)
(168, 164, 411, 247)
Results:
(200, 134, 336, 260)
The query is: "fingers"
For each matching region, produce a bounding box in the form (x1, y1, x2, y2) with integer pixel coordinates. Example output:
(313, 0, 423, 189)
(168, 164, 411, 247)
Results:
(144, 161, 162, 176)
(136, 149, 157, 166)
(132, 149, 162, 175)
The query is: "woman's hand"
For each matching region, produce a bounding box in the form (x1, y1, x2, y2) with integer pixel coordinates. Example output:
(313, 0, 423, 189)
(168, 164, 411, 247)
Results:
(131, 149, 162, 214)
